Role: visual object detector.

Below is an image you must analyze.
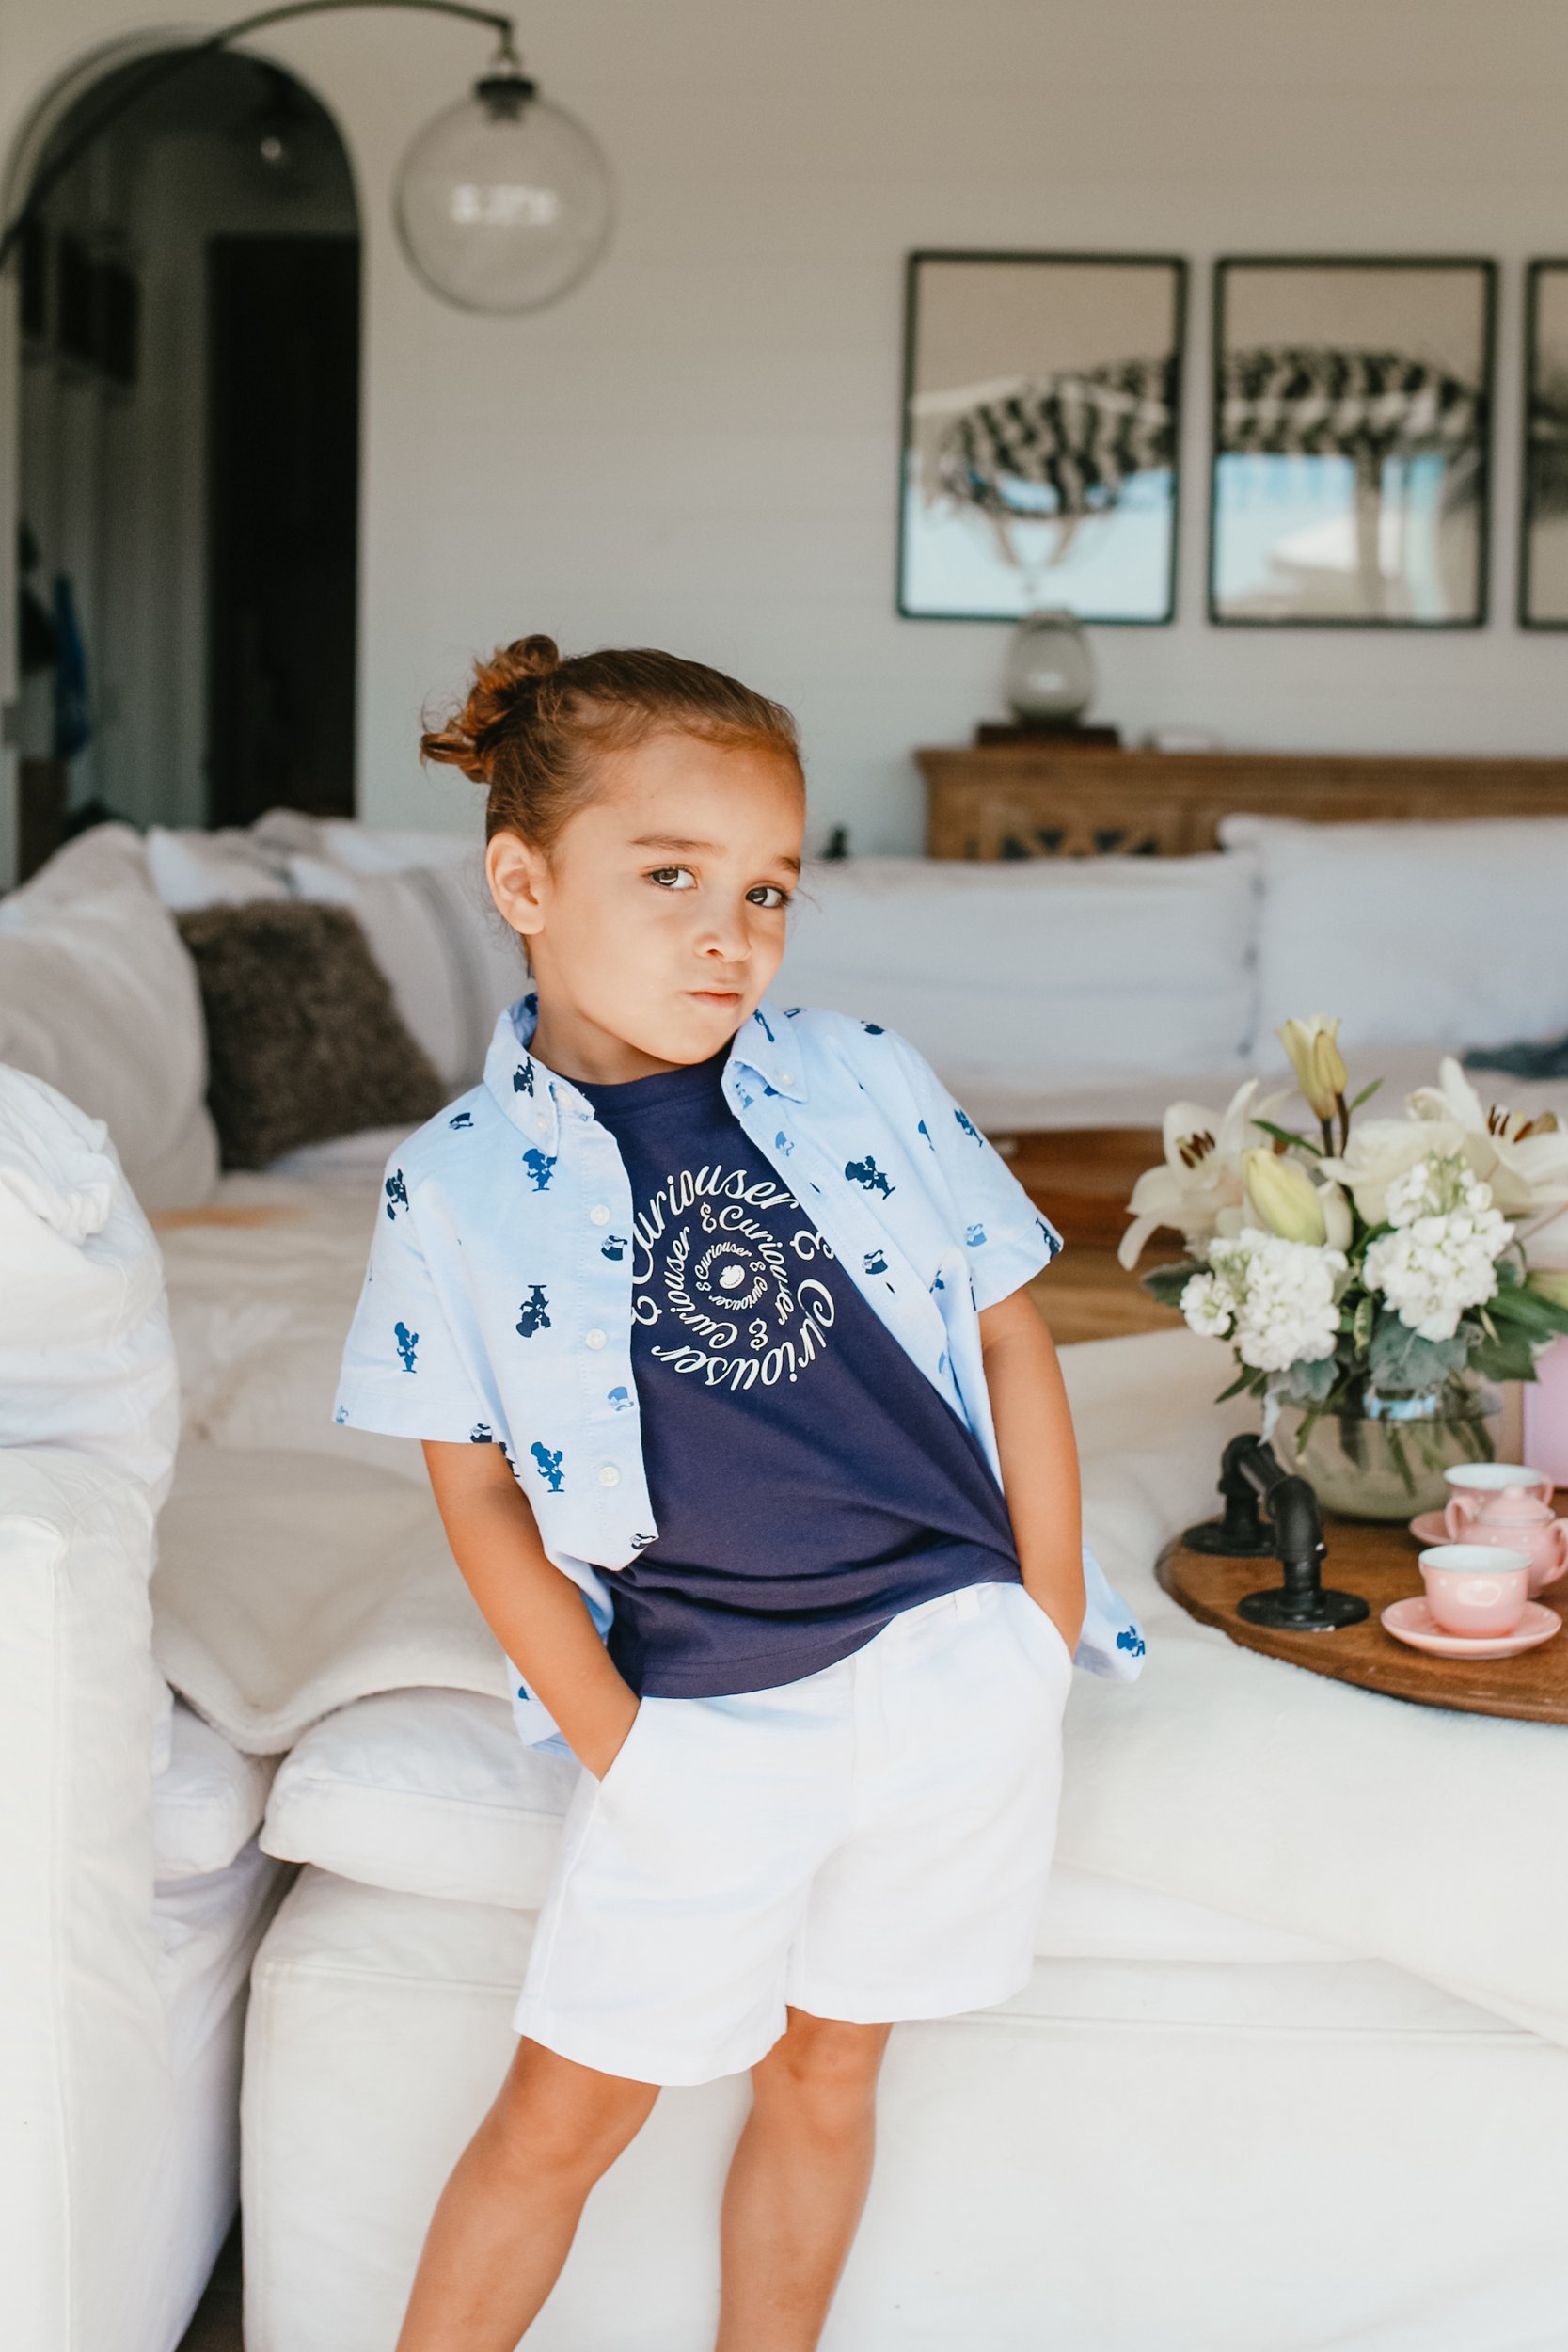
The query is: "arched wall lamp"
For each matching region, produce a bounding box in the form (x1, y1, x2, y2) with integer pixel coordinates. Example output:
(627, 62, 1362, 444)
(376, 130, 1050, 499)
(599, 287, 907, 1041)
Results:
(0, 0, 614, 313)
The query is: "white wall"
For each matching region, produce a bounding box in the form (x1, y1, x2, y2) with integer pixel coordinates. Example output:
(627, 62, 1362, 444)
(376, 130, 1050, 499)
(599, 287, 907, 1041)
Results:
(6, 0, 1568, 858)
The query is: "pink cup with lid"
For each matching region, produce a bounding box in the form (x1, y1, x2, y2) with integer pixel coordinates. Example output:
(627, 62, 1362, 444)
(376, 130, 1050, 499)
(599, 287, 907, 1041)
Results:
(1418, 1545, 1532, 1638)
(1442, 1462, 1568, 1594)
(1443, 1461, 1553, 1531)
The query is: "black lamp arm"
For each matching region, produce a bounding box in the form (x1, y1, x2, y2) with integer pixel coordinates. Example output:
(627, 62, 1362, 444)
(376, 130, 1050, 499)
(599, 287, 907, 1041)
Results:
(0, 0, 519, 276)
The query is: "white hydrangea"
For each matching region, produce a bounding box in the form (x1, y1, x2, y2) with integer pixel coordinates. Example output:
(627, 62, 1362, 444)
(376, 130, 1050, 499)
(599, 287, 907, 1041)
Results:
(1180, 1228, 1345, 1373)
(1363, 1152, 1511, 1342)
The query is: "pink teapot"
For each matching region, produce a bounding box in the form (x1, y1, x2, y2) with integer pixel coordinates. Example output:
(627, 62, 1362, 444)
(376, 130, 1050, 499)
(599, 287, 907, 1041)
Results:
(1442, 1464, 1568, 1595)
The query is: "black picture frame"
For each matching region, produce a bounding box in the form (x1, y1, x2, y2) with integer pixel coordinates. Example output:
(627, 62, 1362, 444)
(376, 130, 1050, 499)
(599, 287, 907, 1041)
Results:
(1519, 261, 1568, 630)
(896, 248, 1188, 627)
(1208, 255, 1497, 630)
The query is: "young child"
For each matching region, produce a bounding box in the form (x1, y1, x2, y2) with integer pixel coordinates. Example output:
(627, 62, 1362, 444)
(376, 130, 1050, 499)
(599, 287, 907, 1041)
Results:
(335, 637, 1144, 2352)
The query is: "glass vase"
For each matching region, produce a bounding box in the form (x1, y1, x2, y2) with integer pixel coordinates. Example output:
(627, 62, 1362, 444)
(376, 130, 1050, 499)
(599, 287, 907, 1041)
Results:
(1272, 1375, 1503, 1521)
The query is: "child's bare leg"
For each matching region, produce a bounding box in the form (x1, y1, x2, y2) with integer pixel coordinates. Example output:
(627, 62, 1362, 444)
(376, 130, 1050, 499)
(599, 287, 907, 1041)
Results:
(716, 2010, 893, 2352)
(395, 2037, 658, 2351)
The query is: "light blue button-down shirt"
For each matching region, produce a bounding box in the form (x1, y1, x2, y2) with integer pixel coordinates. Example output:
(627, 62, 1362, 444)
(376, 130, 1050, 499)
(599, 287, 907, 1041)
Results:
(336, 993, 1146, 1745)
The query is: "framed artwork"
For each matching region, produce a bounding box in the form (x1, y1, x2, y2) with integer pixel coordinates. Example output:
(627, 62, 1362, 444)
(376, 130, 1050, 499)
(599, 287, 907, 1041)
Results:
(897, 250, 1186, 625)
(1521, 262, 1568, 628)
(1210, 257, 1496, 628)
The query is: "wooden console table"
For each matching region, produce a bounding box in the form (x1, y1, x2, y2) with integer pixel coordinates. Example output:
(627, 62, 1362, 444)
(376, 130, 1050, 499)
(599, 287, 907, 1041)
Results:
(1159, 1522, 1567, 1724)
(917, 746, 1568, 860)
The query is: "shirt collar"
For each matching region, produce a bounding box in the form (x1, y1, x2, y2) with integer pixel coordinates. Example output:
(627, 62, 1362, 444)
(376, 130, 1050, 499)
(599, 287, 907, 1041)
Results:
(483, 989, 808, 1150)
(722, 997, 809, 1105)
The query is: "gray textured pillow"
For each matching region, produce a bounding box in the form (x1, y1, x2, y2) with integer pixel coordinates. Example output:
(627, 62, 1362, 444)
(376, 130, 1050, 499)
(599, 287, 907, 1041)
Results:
(177, 902, 446, 1169)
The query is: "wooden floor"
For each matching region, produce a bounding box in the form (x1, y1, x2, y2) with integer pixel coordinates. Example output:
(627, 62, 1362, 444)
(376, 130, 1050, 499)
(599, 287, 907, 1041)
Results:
(1004, 1126, 1183, 1343)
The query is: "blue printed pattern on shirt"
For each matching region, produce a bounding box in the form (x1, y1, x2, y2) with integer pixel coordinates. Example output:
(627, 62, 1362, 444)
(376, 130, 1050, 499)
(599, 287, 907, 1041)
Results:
(334, 993, 1143, 1745)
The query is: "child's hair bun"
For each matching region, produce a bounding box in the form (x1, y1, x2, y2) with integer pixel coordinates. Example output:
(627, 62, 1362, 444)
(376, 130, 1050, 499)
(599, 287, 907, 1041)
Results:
(420, 636, 561, 781)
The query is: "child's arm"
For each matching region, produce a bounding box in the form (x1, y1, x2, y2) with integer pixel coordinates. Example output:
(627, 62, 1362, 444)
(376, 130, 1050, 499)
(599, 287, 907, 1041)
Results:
(422, 1439, 639, 1777)
(978, 1289, 1086, 1652)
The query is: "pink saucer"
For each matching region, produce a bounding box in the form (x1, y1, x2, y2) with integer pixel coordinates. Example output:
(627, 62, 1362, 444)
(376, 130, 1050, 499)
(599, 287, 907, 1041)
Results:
(1381, 1597, 1561, 1661)
(1407, 1511, 1453, 1546)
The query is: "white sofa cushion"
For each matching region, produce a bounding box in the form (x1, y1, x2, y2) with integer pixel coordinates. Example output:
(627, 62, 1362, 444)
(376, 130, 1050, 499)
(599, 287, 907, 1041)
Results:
(259, 1683, 1339, 1966)
(780, 854, 1259, 1090)
(0, 1068, 180, 1500)
(153, 1700, 277, 1883)
(0, 865, 218, 1211)
(1222, 814, 1568, 1052)
(261, 1688, 576, 1905)
(145, 824, 293, 910)
(0, 1451, 169, 2352)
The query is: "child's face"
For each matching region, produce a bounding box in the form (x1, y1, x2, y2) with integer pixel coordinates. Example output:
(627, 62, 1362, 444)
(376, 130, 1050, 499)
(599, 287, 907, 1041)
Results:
(486, 728, 805, 1082)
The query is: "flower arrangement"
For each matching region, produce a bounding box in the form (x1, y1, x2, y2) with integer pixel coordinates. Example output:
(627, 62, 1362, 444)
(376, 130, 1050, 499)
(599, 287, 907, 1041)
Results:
(1121, 1018, 1568, 1505)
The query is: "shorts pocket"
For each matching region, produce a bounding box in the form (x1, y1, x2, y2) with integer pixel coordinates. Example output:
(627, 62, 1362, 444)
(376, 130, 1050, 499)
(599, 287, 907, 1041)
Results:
(1009, 1588, 1075, 1681)
(595, 1697, 655, 1802)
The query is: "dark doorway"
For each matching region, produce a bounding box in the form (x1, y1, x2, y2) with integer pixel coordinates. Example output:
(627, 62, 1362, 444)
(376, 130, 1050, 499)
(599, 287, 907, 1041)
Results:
(207, 233, 359, 827)
(10, 49, 359, 868)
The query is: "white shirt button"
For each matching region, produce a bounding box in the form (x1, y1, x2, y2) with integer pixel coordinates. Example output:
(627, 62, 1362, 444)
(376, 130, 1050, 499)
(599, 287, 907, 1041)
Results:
(534, 1112, 548, 1135)
(590, 1204, 610, 1226)
(585, 1328, 607, 1349)
(777, 1070, 794, 1086)
(597, 1465, 620, 1487)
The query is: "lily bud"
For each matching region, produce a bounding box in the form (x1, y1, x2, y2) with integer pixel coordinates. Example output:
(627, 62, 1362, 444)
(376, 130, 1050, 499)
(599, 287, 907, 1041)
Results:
(1278, 1015, 1348, 1121)
(1243, 1147, 1328, 1245)
(1527, 1269, 1568, 1311)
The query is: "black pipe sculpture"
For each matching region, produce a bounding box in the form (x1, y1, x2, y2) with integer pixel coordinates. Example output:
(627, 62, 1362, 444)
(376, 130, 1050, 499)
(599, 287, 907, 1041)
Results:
(1183, 1432, 1370, 1632)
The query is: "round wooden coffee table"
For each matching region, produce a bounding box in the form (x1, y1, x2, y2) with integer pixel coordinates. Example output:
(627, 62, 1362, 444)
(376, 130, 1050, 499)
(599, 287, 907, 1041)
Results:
(1158, 1519, 1568, 1724)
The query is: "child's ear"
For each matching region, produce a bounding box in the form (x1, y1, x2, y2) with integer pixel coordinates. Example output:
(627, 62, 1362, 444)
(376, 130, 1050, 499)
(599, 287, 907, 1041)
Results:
(486, 829, 548, 939)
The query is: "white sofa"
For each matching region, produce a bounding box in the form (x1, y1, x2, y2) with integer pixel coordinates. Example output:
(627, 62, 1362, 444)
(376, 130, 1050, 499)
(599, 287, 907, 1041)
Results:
(0, 1070, 288, 2352)
(7, 809, 1568, 2350)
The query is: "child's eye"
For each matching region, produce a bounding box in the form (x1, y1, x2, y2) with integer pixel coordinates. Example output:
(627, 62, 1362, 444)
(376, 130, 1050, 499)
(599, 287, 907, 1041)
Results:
(647, 866, 697, 891)
(746, 884, 791, 910)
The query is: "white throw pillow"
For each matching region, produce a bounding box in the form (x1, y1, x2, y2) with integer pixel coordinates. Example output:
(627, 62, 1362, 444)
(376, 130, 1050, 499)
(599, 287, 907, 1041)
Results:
(287, 852, 525, 1087)
(12, 820, 154, 904)
(153, 1700, 277, 1882)
(145, 823, 292, 911)
(0, 880, 218, 1210)
(0, 1068, 180, 1499)
(304, 820, 477, 876)
(1221, 815, 1568, 1051)
(261, 1688, 574, 1906)
(781, 854, 1260, 1083)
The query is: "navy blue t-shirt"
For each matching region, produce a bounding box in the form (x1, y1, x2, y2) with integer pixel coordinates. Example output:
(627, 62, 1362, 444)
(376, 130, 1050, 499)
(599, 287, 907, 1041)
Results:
(576, 1048, 1022, 1698)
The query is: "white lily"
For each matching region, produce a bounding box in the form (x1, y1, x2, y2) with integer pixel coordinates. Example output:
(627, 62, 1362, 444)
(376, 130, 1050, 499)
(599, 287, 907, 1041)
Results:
(1242, 1149, 1354, 1250)
(1119, 1080, 1282, 1268)
(1405, 1057, 1568, 1221)
(1277, 1015, 1348, 1123)
(1320, 1113, 1467, 1227)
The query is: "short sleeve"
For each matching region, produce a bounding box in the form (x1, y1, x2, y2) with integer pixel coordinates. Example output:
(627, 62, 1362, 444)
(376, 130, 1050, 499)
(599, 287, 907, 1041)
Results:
(886, 1031, 1063, 1312)
(334, 1157, 495, 1444)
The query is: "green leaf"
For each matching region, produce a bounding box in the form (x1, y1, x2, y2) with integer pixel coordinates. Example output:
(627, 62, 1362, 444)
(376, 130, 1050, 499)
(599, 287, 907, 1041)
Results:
(1485, 1283, 1568, 1336)
(1345, 1078, 1384, 1113)
(1251, 1120, 1321, 1155)
(1141, 1262, 1201, 1308)
(1469, 1329, 1543, 1384)
(1368, 1315, 1470, 1395)
(1280, 1355, 1338, 1406)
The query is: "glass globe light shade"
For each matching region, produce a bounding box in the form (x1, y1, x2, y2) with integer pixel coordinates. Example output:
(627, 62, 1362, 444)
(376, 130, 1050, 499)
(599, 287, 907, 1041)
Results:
(394, 68, 612, 314)
(1001, 608, 1096, 726)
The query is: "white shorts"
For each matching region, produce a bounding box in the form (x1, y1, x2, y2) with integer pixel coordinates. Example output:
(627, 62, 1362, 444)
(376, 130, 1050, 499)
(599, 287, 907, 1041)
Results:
(513, 1580, 1070, 2086)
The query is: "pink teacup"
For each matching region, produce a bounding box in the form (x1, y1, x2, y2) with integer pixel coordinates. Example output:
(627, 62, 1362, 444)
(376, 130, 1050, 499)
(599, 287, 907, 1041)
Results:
(1443, 1461, 1554, 1533)
(1442, 1463, 1568, 1594)
(1418, 1545, 1533, 1638)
